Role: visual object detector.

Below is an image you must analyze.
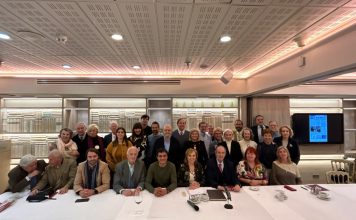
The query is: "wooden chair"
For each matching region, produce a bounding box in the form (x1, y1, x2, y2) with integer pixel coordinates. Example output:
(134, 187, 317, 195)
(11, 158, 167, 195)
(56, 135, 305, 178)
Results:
(330, 159, 355, 182)
(326, 171, 349, 184)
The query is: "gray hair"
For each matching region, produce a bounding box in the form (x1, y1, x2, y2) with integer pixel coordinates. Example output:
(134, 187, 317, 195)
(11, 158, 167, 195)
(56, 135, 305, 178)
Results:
(48, 149, 63, 159)
(20, 154, 37, 167)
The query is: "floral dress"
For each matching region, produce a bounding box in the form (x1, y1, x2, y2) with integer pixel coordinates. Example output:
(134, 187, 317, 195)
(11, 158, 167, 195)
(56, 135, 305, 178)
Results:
(237, 160, 267, 185)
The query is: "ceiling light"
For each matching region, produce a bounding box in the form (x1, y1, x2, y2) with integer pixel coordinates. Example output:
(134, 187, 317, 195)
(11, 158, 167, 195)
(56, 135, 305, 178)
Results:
(132, 65, 141, 69)
(220, 35, 231, 43)
(111, 34, 123, 41)
(62, 64, 72, 69)
(0, 32, 11, 40)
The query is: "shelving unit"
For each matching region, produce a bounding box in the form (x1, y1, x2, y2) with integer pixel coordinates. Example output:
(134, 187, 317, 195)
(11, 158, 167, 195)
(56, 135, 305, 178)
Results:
(343, 99, 356, 152)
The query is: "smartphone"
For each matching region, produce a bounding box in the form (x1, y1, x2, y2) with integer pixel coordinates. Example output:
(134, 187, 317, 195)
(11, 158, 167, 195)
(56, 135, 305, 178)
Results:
(75, 198, 89, 203)
(284, 185, 297, 191)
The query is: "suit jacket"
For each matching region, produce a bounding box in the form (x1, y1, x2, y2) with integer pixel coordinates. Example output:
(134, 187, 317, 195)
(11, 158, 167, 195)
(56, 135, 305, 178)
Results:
(153, 136, 182, 169)
(172, 130, 190, 151)
(177, 162, 205, 187)
(113, 159, 146, 193)
(184, 140, 209, 167)
(222, 141, 243, 167)
(273, 137, 300, 164)
(73, 134, 89, 164)
(104, 133, 115, 148)
(205, 158, 240, 188)
(251, 125, 268, 143)
(6, 160, 47, 193)
(34, 158, 77, 191)
(73, 160, 110, 193)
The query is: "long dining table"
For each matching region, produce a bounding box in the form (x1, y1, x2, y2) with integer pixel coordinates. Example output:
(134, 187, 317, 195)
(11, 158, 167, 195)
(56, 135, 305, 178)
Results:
(1, 184, 355, 220)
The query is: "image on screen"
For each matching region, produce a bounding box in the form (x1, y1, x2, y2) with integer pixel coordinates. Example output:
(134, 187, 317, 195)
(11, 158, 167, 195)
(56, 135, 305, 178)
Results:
(309, 114, 328, 143)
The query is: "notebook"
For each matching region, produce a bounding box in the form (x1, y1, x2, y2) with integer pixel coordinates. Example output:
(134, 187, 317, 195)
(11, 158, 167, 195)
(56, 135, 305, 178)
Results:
(207, 189, 226, 201)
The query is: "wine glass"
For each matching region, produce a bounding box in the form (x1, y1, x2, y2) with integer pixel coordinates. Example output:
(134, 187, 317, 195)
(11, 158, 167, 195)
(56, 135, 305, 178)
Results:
(134, 191, 143, 215)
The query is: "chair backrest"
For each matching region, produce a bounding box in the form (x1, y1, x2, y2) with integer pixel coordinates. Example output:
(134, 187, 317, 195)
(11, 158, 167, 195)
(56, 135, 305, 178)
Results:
(330, 159, 355, 182)
(325, 171, 349, 184)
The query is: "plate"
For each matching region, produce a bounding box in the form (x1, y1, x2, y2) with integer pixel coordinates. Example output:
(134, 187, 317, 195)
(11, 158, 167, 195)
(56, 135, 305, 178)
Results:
(249, 186, 260, 191)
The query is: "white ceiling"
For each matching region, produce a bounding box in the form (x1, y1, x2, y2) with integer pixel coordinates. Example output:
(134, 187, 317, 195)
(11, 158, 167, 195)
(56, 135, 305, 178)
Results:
(0, 0, 355, 80)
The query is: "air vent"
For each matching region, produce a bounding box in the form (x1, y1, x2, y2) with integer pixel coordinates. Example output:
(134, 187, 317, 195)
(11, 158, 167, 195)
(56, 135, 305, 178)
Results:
(37, 79, 181, 85)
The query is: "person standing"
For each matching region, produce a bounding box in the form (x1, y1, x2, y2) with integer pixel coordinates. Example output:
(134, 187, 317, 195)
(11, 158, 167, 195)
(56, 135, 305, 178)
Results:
(146, 121, 162, 166)
(251, 115, 268, 144)
(72, 122, 89, 164)
(172, 118, 190, 151)
(141, 114, 152, 136)
(104, 121, 118, 148)
(273, 125, 300, 164)
(233, 119, 244, 141)
(198, 121, 211, 155)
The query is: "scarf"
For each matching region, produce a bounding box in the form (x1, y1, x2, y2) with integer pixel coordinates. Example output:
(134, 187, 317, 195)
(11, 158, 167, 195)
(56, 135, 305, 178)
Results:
(83, 161, 99, 189)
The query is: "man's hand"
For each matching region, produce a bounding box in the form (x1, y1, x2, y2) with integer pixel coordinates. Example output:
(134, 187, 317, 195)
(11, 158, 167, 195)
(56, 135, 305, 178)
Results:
(58, 186, 69, 194)
(121, 189, 134, 196)
(153, 187, 167, 197)
(30, 189, 39, 196)
(79, 189, 95, 198)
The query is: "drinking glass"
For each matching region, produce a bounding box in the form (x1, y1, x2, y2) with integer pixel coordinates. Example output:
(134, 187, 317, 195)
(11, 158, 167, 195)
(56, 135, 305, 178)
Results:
(134, 191, 143, 215)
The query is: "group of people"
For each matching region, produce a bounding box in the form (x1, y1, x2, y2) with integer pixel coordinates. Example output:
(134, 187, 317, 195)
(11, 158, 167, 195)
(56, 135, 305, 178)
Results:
(6, 114, 302, 199)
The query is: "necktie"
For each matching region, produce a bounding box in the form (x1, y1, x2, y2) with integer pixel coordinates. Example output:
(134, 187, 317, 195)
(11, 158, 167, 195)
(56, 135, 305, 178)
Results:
(218, 163, 223, 173)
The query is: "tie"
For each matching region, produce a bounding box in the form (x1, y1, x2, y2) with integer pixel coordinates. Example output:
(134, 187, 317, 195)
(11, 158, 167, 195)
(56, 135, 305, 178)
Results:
(218, 163, 223, 173)
(180, 131, 183, 135)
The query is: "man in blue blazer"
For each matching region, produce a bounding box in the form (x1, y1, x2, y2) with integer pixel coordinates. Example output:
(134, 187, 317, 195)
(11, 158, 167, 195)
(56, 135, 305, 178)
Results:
(206, 145, 241, 192)
(103, 121, 118, 148)
(113, 147, 146, 196)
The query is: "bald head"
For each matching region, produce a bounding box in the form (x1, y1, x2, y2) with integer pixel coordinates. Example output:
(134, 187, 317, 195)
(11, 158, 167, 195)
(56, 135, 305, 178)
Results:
(127, 146, 138, 164)
(163, 124, 172, 138)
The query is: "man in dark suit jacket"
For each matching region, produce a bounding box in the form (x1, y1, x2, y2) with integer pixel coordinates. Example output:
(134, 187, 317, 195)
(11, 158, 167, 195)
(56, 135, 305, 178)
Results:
(7, 154, 47, 193)
(113, 147, 146, 196)
(251, 115, 268, 144)
(172, 118, 190, 151)
(153, 124, 182, 169)
(72, 122, 89, 164)
(205, 145, 240, 192)
(103, 121, 118, 148)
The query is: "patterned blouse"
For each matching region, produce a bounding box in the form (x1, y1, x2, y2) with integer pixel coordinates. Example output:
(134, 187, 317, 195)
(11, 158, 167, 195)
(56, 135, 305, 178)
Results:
(237, 160, 267, 181)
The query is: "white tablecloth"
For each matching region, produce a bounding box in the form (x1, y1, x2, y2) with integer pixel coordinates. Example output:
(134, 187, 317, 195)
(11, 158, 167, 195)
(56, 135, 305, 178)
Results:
(1, 185, 355, 220)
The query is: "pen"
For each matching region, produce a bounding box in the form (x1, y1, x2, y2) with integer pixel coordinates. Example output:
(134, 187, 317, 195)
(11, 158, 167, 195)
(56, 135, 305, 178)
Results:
(300, 186, 309, 191)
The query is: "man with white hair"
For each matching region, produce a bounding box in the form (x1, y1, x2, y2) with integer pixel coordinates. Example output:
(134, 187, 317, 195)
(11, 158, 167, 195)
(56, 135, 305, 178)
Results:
(30, 149, 77, 195)
(7, 154, 47, 193)
(104, 121, 118, 148)
(72, 122, 88, 163)
(113, 147, 146, 196)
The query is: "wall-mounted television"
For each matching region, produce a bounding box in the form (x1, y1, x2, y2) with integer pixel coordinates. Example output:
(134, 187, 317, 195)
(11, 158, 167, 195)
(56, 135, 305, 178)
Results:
(291, 113, 344, 144)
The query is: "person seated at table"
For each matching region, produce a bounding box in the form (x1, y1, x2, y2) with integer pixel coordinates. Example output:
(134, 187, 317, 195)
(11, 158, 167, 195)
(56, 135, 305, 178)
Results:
(30, 149, 77, 195)
(56, 128, 79, 159)
(205, 145, 241, 192)
(237, 147, 268, 186)
(6, 154, 47, 193)
(183, 128, 209, 168)
(145, 148, 177, 197)
(113, 147, 146, 196)
(177, 148, 205, 189)
(270, 146, 302, 185)
(73, 148, 110, 198)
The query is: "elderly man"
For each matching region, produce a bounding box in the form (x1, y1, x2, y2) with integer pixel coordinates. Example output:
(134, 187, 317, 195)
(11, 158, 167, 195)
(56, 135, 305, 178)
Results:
(145, 148, 177, 197)
(72, 122, 89, 163)
(153, 124, 181, 169)
(7, 154, 47, 193)
(113, 147, 146, 196)
(251, 115, 269, 144)
(205, 145, 240, 192)
(74, 148, 110, 198)
(269, 120, 281, 139)
(31, 149, 77, 195)
(104, 121, 118, 148)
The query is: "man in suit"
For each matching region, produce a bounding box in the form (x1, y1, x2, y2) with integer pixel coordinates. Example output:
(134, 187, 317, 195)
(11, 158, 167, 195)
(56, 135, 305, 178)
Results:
(74, 148, 110, 198)
(153, 124, 182, 169)
(205, 145, 240, 192)
(233, 119, 244, 141)
(7, 154, 47, 193)
(251, 115, 268, 144)
(72, 122, 89, 164)
(199, 121, 212, 154)
(113, 147, 146, 196)
(172, 118, 190, 151)
(30, 149, 77, 195)
(146, 121, 162, 166)
(104, 121, 118, 148)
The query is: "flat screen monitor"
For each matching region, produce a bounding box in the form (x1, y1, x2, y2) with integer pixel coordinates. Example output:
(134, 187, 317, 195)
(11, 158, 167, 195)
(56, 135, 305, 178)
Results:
(291, 113, 344, 144)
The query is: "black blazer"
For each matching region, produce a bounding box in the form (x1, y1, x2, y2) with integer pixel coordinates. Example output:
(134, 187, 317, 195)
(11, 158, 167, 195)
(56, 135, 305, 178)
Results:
(251, 125, 268, 143)
(104, 133, 115, 148)
(222, 141, 243, 167)
(273, 137, 300, 164)
(205, 158, 240, 188)
(184, 140, 209, 167)
(72, 134, 89, 164)
(177, 162, 205, 187)
(153, 136, 182, 169)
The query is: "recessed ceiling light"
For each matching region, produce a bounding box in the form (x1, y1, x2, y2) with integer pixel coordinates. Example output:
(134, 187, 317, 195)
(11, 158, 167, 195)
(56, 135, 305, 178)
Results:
(132, 65, 141, 69)
(220, 35, 231, 43)
(0, 33, 11, 40)
(62, 64, 72, 69)
(111, 34, 123, 41)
